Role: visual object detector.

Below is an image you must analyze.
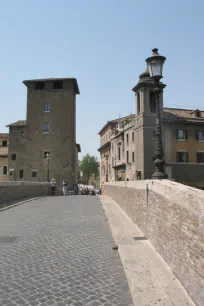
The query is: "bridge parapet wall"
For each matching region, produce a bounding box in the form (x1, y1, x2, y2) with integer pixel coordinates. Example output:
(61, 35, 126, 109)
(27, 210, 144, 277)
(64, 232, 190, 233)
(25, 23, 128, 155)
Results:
(0, 181, 51, 209)
(103, 180, 204, 306)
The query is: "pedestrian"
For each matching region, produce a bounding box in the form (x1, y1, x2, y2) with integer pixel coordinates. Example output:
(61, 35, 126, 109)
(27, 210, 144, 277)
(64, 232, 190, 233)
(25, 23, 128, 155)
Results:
(50, 179, 56, 196)
(61, 180, 67, 196)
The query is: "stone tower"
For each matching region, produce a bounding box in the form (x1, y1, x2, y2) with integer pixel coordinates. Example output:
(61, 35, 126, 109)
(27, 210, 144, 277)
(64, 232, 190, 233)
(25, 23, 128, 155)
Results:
(8, 78, 80, 184)
(132, 68, 166, 179)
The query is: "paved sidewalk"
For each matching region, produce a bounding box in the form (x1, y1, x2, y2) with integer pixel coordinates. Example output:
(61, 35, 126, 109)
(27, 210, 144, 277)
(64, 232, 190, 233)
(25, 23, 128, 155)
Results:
(0, 196, 133, 306)
(100, 195, 195, 306)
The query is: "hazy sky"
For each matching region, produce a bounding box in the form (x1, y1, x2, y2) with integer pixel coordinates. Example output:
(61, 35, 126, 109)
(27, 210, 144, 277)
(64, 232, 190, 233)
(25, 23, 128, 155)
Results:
(0, 0, 203, 160)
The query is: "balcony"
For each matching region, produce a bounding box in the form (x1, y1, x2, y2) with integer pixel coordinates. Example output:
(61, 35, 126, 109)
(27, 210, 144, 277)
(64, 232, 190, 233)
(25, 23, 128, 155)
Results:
(113, 155, 126, 168)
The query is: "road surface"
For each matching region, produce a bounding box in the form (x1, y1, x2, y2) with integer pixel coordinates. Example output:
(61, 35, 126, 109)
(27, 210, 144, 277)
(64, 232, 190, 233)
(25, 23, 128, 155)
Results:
(0, 195, 133, 306)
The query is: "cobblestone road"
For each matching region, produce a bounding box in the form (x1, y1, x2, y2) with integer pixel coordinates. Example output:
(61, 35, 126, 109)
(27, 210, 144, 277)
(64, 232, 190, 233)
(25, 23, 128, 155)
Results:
(0, 196, 133, 306)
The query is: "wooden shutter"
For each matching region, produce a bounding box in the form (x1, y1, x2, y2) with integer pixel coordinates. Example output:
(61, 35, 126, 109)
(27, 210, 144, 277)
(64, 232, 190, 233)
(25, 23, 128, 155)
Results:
(176, 152, 180, 162)
(185, 130, 188, 140)
(186, 152, 189, 163)
(196, 152, 200, 163)
(176, 129, 179, 140)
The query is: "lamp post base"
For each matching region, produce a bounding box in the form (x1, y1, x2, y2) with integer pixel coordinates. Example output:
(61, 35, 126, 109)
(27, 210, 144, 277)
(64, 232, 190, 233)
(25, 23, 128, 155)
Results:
(152, 171, 168, 180)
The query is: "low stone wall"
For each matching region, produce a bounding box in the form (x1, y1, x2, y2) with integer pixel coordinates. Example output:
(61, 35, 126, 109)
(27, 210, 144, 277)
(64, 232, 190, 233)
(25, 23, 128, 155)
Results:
(103, 180, 204, 306)
(0, 181, 51, 209)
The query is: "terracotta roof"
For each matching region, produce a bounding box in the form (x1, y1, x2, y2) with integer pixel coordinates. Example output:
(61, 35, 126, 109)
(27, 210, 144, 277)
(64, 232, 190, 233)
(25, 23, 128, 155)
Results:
(163, 108, 204, 119)
(0, 147, 8, 156)
(0, 133, 8, 138)
(6, 120, 27, 127)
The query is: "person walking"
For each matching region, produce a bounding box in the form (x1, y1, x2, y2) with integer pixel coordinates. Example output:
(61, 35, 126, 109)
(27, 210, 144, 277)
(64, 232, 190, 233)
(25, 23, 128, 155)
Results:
(50, 179, 56, 196)
(61, 180, 68, 196)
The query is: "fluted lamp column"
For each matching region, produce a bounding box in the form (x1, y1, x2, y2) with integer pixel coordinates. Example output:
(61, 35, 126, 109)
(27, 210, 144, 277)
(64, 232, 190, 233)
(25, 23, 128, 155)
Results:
(146, 48, 168, 179)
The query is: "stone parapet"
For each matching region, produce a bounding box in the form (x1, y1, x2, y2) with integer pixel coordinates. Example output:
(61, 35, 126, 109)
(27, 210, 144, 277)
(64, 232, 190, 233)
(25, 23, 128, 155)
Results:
(0, 181, 51, 208)
(103, 180, 204, 306)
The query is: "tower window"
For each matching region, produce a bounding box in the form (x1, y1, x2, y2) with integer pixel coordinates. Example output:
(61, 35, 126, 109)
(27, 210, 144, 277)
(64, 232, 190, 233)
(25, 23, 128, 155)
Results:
(35, 82, 45, 90)
(150, 92, 156, 113)
(19, 170, 24, 178)
(44, 102, 50, 112)
(11, 153, 16, 160)
(137, 93, 140, 115)
(2, 141, 7, 147)
(32, 171, 37, 178)
(44, 122, 50, 133)
(3, 166, 7, 175)
(53, 81, 63, 89)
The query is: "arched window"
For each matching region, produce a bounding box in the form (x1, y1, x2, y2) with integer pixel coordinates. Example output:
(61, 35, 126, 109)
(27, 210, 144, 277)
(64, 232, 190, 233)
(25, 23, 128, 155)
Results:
(149, 92, 156, 113)
(137, 92, 140, 115)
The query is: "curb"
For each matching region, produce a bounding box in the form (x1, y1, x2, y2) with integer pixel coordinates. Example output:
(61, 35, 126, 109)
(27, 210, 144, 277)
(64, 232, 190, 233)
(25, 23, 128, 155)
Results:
(0, 196, 48, 212)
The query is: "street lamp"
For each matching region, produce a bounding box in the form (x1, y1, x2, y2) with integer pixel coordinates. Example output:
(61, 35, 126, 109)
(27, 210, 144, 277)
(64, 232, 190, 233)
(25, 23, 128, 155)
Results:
(46, 153, 50, 182)
(104, 152, 109, 182)
(146, 48, 168, 179)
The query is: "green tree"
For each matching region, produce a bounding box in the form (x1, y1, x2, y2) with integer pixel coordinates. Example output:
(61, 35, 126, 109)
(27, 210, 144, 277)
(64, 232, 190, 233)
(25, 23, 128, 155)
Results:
(80, 154, 99, 185)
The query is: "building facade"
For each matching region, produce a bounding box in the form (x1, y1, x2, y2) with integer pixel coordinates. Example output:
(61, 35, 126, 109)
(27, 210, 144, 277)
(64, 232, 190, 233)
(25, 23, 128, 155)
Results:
(0, 133, 8, 181)
(111, 115, 136, 181)
(7, 78, 81, 185)
(98, 121, 114, 185)
(162, 108, 204, 188)
(98, 68, 204, 189)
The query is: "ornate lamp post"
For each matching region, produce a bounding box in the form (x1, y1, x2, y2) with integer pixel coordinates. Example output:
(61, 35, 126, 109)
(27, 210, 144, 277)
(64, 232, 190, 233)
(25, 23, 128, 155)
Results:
(104, 152, 109, 182)
(146, 48, 168, 179)
(46, 153, 50, 182)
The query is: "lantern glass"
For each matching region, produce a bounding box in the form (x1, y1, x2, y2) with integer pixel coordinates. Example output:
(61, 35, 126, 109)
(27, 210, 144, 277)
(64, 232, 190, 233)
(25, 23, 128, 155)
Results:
(146, 49, 166, 81)
(148, 59, 163, 78)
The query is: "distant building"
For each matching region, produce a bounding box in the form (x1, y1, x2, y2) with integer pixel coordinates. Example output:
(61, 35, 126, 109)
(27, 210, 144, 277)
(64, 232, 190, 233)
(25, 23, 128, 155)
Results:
(98, 120, 116, 185)
(111, 115, 136, 181)
(0, 133, 8, 181)
(7, 78, 81, 185)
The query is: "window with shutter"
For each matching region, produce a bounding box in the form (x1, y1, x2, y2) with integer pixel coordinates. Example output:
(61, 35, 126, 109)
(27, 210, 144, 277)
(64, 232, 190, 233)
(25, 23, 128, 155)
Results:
(185, 130, 188, 140)
(197, 131, 204, 141)
(186, 152, 189, 163)
(197, 152, 204, 163)
(176, 151, 188, 163)
(176, 129, 187, 141)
